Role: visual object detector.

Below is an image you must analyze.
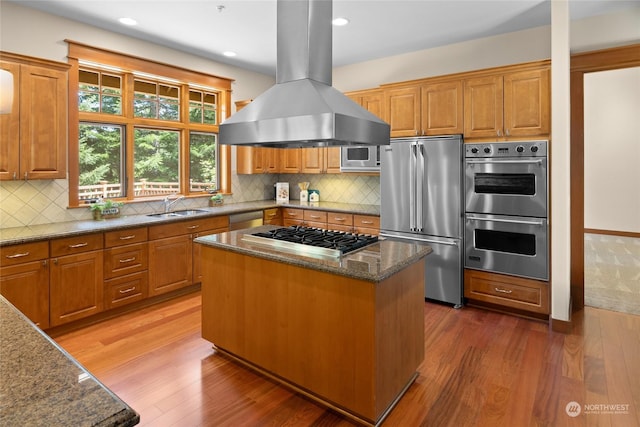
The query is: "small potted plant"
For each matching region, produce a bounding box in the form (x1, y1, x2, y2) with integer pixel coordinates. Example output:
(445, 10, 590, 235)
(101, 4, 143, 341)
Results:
(90, 199, 123, 220)
(209, 193, 224, 207)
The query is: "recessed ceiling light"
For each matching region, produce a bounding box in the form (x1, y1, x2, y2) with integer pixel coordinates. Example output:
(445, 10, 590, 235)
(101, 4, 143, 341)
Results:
(118, 17, 137, 26)
(332, 17, 349, 26)
(223, 51, 237, 57)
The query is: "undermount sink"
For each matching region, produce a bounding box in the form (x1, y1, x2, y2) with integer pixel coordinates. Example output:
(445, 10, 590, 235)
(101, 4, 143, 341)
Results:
(147, 209, 207, 218)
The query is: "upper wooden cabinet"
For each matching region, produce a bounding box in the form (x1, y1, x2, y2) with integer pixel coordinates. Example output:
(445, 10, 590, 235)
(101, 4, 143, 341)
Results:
(237, 146, 279, 174)
(0, 53, 69, 181)
(464, 67, 550, 139)
(382, 80, 463, 137)
(345, 89, 384, 119)
(300, 147, 341, 174)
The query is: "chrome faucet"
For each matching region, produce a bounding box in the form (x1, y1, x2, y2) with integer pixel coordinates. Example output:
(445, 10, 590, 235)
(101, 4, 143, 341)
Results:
(163, 195, 185, 212)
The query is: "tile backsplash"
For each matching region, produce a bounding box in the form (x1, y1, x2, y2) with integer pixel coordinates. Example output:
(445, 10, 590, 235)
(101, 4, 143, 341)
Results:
(0, 174, 380, 228)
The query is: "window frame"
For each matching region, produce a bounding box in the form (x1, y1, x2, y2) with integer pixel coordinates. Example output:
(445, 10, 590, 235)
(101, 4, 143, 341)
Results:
(67, 40, 232, 207)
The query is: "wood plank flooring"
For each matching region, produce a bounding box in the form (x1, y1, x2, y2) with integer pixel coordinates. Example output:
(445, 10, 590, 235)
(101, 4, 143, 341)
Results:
(53, 292, 640, 426)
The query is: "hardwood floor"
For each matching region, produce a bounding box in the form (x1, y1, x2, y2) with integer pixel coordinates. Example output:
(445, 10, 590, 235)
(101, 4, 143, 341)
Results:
(53, 292, 640, 427)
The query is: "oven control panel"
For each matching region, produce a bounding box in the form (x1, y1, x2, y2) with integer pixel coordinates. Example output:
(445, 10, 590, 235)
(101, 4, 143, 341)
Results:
(465, 140, 547, 158)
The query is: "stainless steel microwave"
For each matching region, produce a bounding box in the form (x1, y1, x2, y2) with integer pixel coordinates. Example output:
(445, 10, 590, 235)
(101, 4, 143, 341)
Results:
(340, 146, 380, 172)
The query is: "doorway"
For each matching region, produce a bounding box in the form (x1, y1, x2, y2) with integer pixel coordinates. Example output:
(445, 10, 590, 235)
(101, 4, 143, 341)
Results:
(570, 44, 640, 313)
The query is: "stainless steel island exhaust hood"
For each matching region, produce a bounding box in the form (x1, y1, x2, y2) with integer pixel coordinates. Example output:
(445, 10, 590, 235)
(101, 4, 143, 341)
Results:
(219, 0, 390, 148)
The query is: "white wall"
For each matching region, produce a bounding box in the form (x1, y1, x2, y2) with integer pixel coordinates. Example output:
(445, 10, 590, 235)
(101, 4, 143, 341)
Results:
(0, 2, 275, 104)
(584, 67, 640, 233)
(333, 7, 640, 92)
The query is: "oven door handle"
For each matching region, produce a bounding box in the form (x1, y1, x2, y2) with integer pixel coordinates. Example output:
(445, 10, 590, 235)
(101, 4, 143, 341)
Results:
(466, 216, 546, 226)
(465, 159, 544, 165)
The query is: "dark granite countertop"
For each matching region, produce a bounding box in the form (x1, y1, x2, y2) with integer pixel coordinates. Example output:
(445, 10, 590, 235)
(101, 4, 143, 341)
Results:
(194, 225, 432, 283)
(0, 201, 380, 247)
(0, 295, 139, 426)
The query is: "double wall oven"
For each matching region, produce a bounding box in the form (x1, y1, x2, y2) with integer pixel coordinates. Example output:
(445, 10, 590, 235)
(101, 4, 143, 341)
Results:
(464, 140, 549, 281)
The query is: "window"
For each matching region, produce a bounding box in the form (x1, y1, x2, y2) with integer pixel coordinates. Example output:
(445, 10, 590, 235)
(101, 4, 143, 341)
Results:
(79, 70, 122, 115)
(68, 42, 232, 206)
(189, 132, 218, 192)
(78, 124, 124, 200)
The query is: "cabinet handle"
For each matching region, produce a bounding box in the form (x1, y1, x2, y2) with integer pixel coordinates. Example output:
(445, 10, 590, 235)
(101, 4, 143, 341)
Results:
(119, 286, 136, 294)
(287, 212, 297, 217)
(6, 251, 30, 259)
(42, 260, 48, 267)
(119, 235, 136, 240)
(310, 215, 321, 219)
(506, 129, 510, 136)
(494, 287, 513, 294)
(12, 172, 16, 180)
(119, 257, 136, 263)
(361, 220, 374, 225)
(267, 213, 277, 218)
(68, 242, 88, 249)
(24, 172, 27, 181)
(497, 129, 502, 137)
(187, 225, 200, 230)
(334, 217, 346, 222)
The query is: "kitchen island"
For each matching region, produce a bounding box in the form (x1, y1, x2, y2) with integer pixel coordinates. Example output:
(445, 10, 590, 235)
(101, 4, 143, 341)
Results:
(195, 226, 431, 426)
(0, 295, 139, 426)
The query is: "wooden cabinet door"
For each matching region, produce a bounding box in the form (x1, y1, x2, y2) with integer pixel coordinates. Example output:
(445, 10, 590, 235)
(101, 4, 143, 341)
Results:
(421, 80, 463, 135)
(236, 146, 260, 174)
(148, 235, 192, 296)
(1, 260, 50, 328)
(279, 148, 301, 173)
(384, 85, 421, 137)
(19, 64, 67, 180)
(301, 147, 324, 173)
(50, 251, 103, 327)
(192, 227, 227, 284)
(263, 148, 279, 173)
(0, 61, 20, 181)
(325, 147, 342, 174)
(464, 75, 504, 138)
(503, 68, 550, 137)
(360, 90, 384, 119)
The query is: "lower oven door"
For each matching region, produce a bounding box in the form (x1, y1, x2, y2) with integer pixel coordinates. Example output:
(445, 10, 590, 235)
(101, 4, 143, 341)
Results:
(465, 213, 548, 281)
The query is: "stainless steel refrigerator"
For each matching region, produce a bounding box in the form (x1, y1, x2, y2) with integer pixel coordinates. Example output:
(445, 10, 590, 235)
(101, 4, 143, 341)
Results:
(380, 135, 463, 307)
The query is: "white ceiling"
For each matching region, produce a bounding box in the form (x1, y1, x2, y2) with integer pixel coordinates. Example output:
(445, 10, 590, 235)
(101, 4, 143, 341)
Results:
(9, 0, 639, 75)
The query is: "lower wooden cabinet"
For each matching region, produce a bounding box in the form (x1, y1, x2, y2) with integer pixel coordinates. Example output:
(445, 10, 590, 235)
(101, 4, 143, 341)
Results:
(104, 271, 148, 310)
(464, 269, 549, 317)
(148, 235, 193, 297)
(50, 250, 104, 327)
(0, 260, 50, 328)
(263, 208, 282, 225)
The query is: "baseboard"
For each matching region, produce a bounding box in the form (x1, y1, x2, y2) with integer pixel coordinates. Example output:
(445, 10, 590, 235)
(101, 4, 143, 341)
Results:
(584, 229, 640, 238)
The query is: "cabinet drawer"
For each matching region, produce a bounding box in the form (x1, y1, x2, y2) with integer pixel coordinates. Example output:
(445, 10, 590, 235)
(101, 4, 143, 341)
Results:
(282, 208, 303, 221)
(304, 210, 327, 223)
(104, 271, 148, 310)
(105, 227, 148, 248)
(104, 243, 148, 279)
(149, 216, 228, 240)
(464, 269, 549, 314)
(263, 208, 282, 224)
(50, 233, 103, 257)
(327, 212, 353, 227)
(0, 241, 49, 267)
(353, 215, 380, 230)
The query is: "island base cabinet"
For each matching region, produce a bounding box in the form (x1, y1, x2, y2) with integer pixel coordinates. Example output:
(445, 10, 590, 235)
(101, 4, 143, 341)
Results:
(50, 251, 104, 327)
(201, 246, 424, 425)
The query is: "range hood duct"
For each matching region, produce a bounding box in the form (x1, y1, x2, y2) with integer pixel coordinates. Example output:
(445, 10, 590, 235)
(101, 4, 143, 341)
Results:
(219, 0, 390, 148)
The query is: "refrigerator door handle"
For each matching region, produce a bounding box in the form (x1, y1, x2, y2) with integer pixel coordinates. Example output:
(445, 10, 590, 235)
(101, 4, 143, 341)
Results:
(416, 142, 425, 232)
(409, 142, 417, 231)
(381, 233, 459, 246)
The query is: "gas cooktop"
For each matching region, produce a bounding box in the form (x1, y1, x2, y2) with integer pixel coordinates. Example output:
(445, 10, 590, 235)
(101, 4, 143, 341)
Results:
(242, 226, 378, 259)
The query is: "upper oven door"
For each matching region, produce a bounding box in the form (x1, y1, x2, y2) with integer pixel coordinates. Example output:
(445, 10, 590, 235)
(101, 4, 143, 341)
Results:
(340, 146, 380, 172)
(465, 157, 547, 217)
